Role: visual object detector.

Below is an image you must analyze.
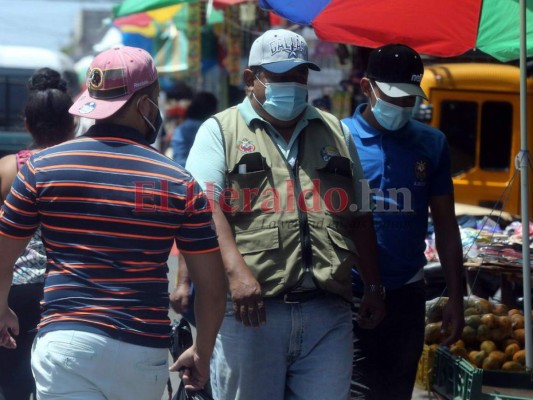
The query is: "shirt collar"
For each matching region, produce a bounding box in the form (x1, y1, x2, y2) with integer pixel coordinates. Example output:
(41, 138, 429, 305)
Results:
(354, 103, 385, 139)
(84, 123, 151, 145)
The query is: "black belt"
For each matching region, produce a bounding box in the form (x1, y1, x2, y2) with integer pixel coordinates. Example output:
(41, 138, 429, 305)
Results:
(274, 290, 328, 304)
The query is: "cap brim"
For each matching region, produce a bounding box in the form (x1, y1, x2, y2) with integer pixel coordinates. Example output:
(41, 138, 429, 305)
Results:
(375, 81, 428, 100)
(69, 90, 131, 120)
(261, 60, 321, 74)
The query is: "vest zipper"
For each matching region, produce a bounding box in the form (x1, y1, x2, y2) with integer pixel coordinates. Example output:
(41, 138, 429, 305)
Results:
(291, 158, 314, 274)
(268, 130, 314, 284)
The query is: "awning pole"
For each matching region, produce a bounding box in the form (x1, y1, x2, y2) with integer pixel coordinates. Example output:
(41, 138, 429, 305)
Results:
(519, 0, 532, 370)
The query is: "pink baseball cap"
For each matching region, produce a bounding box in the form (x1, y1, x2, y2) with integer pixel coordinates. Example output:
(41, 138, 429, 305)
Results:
(69, 46, 158, 120)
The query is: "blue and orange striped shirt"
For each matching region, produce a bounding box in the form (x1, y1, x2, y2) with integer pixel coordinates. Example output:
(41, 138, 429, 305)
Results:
(0, 124, 219, 348)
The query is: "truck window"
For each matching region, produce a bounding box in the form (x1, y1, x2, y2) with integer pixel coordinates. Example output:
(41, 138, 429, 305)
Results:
(439, 100, 477, 176)
(480, 101, 512, 171)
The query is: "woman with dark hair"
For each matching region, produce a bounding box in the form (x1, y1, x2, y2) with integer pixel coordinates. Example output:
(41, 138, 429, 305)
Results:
(0, 67, 75, 400)
(171, 91, 218, 166)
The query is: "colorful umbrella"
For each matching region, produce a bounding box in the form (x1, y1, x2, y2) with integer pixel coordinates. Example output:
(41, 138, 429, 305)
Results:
(113, 0, 249, 18)
(259, 0, 533, 62)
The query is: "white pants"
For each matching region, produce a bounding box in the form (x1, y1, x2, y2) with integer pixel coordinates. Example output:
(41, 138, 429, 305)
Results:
(31, 330, 169, 400)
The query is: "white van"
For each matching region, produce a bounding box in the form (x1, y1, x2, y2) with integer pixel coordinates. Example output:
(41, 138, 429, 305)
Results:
(0, 45, 80, 156)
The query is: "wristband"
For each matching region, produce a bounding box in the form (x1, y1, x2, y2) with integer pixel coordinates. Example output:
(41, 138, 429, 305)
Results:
(364, 284, 386, 299)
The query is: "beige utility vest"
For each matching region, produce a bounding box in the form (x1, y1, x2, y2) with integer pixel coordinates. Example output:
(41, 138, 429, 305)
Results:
(214, 107, 359, 300)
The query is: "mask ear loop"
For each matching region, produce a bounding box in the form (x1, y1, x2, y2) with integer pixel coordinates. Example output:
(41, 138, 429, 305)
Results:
(368, 81, 380, 110)
(252, 75, 268, 108)
(137, 97, 157, 132)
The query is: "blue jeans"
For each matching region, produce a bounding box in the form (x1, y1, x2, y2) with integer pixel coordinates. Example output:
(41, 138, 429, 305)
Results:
(210, 295, 353, 400)
(351, 281, 426, 400)
(31, 330, 169, 400)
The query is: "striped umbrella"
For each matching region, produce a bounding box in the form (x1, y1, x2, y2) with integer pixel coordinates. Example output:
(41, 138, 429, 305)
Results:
(259, 0, 533, 61)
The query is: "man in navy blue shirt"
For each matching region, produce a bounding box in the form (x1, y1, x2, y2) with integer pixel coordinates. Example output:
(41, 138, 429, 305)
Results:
(0, 46, 226, 400)
(343, 44, 465, 400)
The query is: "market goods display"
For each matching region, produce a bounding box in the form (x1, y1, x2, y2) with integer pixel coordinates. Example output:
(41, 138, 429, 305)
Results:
(424, 296, 530, 371)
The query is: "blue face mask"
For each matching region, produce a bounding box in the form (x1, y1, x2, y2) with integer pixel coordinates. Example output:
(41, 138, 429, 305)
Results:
(369, 82, 413, 131)
(255, 78, 308, 121)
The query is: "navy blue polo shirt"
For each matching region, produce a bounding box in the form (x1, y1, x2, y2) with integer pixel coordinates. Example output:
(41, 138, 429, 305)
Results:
(0, 123, 219, 348)
(343, 104, 453, 291)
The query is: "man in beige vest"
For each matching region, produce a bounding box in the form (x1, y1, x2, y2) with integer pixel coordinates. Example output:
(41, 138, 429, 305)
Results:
(172, 29, 386, 400)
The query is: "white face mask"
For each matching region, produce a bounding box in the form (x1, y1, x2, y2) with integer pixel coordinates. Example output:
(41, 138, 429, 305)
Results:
(369, 82, 413, 131)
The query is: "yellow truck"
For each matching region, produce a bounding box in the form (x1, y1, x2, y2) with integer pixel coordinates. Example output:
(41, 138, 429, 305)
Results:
(419, 63, 533, 217)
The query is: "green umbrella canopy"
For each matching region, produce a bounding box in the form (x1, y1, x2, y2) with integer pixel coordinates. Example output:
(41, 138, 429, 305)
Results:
(113, 0, 195, 19)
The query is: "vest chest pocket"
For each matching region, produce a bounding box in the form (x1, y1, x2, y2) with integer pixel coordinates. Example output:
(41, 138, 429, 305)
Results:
(226, 153, 270, 214)
(315, 156, 356, 214)
(326, 226, 358, 284)
(235, 226, 283, 286)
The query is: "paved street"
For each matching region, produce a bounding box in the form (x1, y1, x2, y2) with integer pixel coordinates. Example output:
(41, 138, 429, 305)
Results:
(164, 253, 182, 400)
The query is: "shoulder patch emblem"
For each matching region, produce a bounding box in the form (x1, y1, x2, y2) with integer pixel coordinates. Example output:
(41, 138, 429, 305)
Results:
(320, 145, 340, 162)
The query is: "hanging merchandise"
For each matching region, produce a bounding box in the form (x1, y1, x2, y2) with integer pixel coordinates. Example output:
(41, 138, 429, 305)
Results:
(155, 0, 201, 79)
(185, 1, 202, 80)
(239, 2, 256, 25)
(330, 90, 352, 119)
(223, 6, 242, 86)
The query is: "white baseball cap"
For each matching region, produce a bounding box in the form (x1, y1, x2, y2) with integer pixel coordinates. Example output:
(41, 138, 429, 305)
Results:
(248, 29, 320, 74)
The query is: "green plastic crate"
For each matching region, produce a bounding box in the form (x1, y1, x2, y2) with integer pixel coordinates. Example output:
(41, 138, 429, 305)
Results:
(432, 347, 533, 400)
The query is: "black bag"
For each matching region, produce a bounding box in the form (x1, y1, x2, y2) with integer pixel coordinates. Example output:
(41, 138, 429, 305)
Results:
(170, 318, 193, 361)
(174, 381, 213, 400)
(169, 319, 214, 400)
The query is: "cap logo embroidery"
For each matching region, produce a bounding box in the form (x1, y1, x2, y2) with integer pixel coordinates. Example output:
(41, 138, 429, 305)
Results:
(411, 74, 423, 83)
(269, 37, 307, 60)
(88, 68, 103, 89)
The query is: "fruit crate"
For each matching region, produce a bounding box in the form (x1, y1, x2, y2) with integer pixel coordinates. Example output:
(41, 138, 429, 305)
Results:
(415, 344, 436, 390)
(432, 347, 533, 400)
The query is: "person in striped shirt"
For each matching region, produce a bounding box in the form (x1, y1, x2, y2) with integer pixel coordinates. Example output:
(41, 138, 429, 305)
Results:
(0, 46, 226, 400)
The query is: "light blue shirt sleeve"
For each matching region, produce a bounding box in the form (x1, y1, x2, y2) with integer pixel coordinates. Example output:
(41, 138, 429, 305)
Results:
(341, 121, 371, 212)
(185, 118, 226, 200)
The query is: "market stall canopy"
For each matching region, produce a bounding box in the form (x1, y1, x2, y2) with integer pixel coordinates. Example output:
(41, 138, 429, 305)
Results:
(259, 0, 533, 61)
(113, 0, 249, 18)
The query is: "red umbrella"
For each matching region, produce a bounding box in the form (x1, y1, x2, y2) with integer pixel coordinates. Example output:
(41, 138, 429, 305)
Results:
(259, 0, 533, 61)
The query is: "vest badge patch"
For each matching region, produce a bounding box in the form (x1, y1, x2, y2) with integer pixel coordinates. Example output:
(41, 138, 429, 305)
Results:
(237, 138, 256, 154)
(320, 145, 340, 162)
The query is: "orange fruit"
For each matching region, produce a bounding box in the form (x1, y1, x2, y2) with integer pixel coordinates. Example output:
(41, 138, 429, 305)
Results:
(490, 303, 509, 316)
(481, 313, 498, 329)
(502, 361, 524, 371)
(513, 349, 526, 365)
(480, 340, 497, 354)
(511, 314, 525, 330)
(504, 343, 521, 360)
(512, 329, 525, 347)
(488, 350, 506, 365)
